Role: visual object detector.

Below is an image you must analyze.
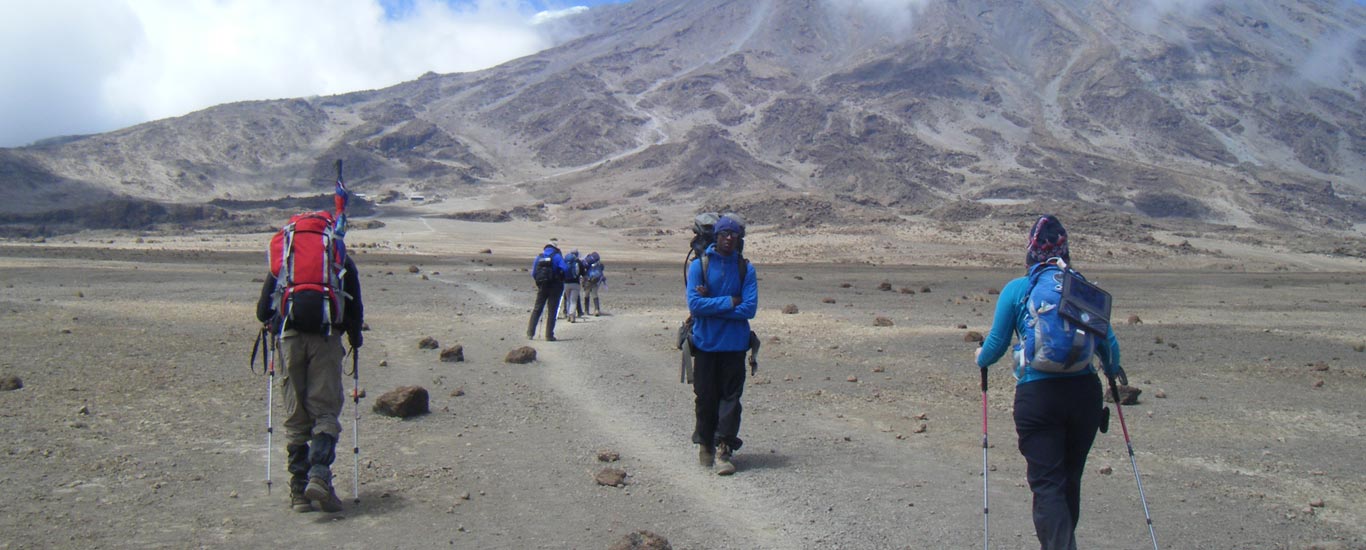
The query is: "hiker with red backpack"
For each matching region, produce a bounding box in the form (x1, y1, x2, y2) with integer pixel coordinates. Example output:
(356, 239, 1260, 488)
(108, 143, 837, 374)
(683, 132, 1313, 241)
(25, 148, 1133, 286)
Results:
(975, 215, 1124, 550)
(528, 241, 568, 341)
(685, 214, 757, 476)
(255, 206, 364, 514)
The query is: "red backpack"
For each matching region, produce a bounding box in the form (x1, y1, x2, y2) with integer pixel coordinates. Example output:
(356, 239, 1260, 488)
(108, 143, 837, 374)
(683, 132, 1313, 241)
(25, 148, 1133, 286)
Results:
(268, 211, 347, 334)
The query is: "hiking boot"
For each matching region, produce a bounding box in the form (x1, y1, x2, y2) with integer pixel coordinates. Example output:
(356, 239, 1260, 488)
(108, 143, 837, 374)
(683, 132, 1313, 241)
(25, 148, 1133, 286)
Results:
(546, 335, 557, 342)
(305, 473, 344, 513)
(698, 445, 715, 467)
(714, 443, 736, 476)
(289, 489, 313, 513)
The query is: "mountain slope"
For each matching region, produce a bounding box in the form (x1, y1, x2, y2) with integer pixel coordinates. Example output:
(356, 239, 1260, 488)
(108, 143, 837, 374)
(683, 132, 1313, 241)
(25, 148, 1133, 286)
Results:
(2, 0, 1364, 235)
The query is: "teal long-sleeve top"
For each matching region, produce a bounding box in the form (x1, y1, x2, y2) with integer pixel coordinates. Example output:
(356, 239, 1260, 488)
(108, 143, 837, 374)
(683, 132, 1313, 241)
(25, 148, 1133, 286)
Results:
(976, 270, 1121, 385)
(686, 245, 758, 352)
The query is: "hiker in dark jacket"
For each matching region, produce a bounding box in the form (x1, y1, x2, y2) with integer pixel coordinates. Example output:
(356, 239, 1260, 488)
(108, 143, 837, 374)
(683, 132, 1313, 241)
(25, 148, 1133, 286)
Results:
(685, 215, 758, 475)
(975, 215, 1123, 550)
(527, 242, 567, 341)
(256, 250, 363, 514)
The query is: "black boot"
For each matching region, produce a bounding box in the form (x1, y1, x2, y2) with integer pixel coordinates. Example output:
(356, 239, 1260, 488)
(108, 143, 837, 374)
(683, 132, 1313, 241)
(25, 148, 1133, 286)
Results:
(286, 443, 312, 512)
(304, 433, 343, 512)
(594, 297, 601, 316)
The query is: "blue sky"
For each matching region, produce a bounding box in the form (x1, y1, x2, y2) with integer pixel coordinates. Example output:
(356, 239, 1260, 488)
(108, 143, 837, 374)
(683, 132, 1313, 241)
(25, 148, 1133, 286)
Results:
(0, 0, 633, 148)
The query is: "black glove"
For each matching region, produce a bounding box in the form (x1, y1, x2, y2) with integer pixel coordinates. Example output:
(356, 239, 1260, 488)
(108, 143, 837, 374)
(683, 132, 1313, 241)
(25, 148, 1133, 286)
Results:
(1106, 364, 1127, 386)
(347, 328, 363, 349)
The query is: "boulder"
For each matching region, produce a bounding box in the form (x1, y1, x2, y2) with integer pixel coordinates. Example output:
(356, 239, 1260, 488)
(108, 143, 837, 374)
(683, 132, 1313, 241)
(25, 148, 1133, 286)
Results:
(595, 467, 627, 487)
(0, 376, 22, 391)
(608, 531, 672, 550)
(373, 386, 429, 418)
(440, 345, 464, 363)
(505, 347, 537, 364)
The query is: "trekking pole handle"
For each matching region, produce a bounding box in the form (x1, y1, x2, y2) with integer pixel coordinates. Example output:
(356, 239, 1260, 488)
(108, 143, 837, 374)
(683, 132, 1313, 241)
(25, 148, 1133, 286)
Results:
(977, 343, 987, 392)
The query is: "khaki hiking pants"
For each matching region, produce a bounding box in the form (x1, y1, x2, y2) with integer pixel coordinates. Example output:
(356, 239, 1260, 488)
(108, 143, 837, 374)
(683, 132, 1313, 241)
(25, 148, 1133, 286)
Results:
(582, 280, 600, 311)
(279, 330, 346, 445)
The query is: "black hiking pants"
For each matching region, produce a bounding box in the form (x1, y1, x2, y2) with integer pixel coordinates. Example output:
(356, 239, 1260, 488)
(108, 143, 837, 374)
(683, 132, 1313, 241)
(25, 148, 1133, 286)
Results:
(528, 281, 563, 339)
(1014, 374, 1103, 550)
(691, 350, 747, 451)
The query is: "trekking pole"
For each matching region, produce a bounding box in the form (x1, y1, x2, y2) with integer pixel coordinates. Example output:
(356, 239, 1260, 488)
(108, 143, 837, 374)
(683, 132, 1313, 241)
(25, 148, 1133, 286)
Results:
(265, 328, 277, 495)
(1108, 375, 1159, 550)
(980, 366, 989, 550)
(350, 346, 361, 503)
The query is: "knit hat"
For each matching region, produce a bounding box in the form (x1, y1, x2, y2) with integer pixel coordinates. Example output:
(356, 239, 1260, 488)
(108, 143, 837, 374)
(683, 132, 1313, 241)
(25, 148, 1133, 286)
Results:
(713, 215, 743, 237)
(1026, 214, 1069, 266)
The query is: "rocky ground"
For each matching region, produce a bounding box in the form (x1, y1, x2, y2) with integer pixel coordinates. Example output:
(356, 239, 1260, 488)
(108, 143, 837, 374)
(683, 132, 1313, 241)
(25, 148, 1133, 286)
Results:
(1, 213, 1364, 549)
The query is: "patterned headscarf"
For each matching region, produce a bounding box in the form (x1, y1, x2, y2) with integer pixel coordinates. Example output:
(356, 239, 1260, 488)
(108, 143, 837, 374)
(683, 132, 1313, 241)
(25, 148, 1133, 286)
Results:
(1026, 214, 1069, 267)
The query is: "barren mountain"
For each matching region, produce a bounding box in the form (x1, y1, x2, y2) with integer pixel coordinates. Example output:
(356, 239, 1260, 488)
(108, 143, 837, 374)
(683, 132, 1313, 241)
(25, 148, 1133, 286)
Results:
(2, 0, 1365, 240)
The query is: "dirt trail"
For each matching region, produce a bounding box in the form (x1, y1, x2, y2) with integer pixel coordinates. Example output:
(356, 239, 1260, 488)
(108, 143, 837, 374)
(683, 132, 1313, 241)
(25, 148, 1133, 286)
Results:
(0, 240, 1363, 549)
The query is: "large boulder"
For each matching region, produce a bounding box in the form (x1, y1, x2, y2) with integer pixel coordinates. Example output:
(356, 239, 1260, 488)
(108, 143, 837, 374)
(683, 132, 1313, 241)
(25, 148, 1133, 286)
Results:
(505, 347, 537, 364)
(608, 530, 671, 550)
(373, 386, 429, 418)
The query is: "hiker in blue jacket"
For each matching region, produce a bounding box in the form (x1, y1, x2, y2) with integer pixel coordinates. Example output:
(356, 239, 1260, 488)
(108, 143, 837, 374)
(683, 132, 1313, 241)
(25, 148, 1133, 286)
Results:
(976, 215, 1124, 550)
(527, 242, 567, 341)
(686, 214, 758, 475)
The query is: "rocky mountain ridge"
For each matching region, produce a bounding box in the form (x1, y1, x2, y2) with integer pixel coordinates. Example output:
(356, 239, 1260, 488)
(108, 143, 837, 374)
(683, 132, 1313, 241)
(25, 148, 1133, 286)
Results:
(1, 0, 1364, 239)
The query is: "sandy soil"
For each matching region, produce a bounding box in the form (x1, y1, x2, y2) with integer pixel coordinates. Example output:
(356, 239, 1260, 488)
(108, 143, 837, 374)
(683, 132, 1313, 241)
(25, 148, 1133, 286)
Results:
(1, 213, 1364, 549)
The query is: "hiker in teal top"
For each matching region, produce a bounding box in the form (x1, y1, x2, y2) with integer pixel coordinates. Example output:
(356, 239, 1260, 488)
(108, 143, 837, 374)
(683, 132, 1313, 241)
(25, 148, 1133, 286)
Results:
(975, 215, 1126, 550)
(686, 214, 757, 475)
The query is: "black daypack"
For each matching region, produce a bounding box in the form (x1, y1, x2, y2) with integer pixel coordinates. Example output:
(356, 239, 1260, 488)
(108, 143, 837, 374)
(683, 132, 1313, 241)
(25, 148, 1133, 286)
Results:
(533, 247, 559, 285)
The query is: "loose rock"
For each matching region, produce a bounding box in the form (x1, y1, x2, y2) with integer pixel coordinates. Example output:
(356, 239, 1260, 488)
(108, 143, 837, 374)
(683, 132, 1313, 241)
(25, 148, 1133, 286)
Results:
(373, 386, 430, 418)
(418, 336, 440, 350)
(964, 331, 983, 343)
(505, 347, 537, 364)
(0, 376, 22, 391)
(1127, 314, 1143, 325)
(597, 450, 620, 462)
(440, 345, 465, 363)
(1105, 385, 1142, 405)
(782, 304, 799, 314)
(595, 468, 628, 487)
(874, 317, 894, 327)
(608, 530, 671, 550)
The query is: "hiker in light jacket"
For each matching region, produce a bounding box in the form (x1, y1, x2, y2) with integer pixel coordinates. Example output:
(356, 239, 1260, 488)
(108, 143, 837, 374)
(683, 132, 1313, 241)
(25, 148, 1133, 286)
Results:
(686, 214, 758, 476)
(975, 215, 1124, 550)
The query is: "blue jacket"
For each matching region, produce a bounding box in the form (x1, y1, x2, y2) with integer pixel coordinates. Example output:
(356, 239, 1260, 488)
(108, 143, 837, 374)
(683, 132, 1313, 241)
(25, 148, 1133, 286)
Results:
(686, 245, 758, 352)
(531, 246, 567, 283)
(977, 267, 1122, 386)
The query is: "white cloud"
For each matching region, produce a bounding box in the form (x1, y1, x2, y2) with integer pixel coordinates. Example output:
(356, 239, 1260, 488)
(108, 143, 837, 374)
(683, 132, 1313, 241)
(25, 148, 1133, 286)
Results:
(821, 0, 930, 36)
(0, 0, 589, 147)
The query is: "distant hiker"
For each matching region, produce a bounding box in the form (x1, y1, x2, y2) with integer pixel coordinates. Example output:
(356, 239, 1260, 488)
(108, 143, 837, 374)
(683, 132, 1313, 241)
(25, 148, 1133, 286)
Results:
(528, 241, 567, 341)
(582, 251, 605, 316)
(256, 209, 364, 513)
(975, 215, 1124, 550)
(685, 214, 758, 475)
(560, 249, 584, 322)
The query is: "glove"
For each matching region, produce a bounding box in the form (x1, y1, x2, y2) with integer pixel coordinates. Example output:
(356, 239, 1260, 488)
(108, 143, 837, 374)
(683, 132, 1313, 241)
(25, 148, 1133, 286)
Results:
(1105, 364, 1127, 386)
(347, 328, 363, 349)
